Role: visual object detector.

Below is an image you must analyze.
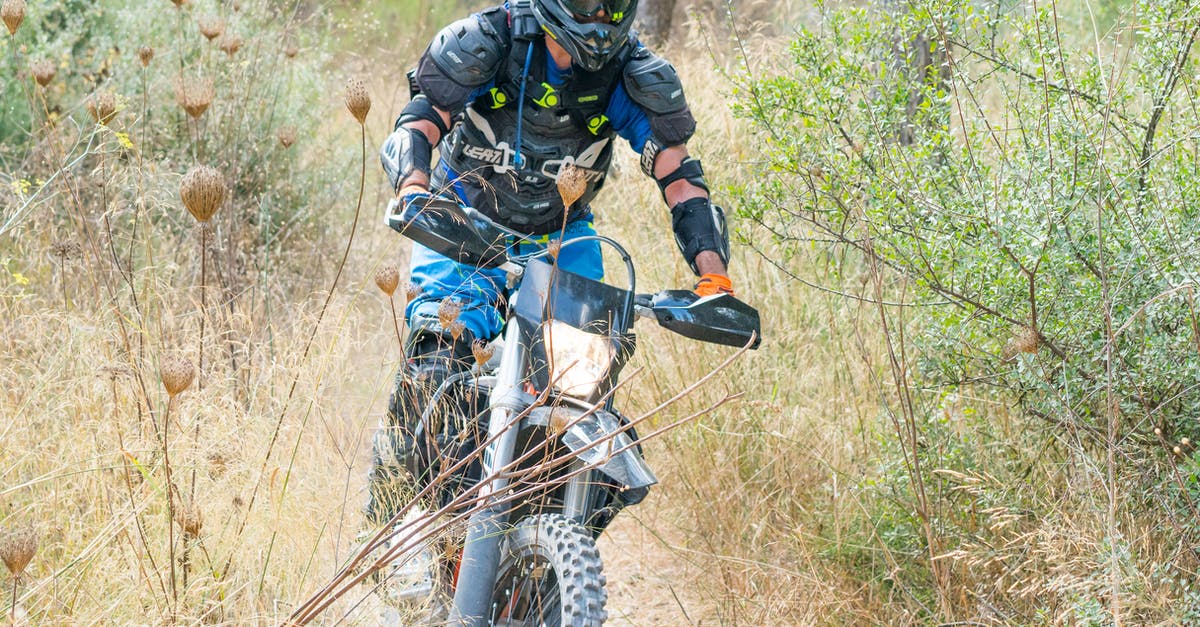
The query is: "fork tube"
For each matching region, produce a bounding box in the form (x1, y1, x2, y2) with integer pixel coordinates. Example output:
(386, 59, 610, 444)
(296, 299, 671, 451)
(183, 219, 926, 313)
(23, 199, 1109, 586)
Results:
(479, 322, 527, 493)
(451, 321, 526, 626)
(562, 461, 592, 523)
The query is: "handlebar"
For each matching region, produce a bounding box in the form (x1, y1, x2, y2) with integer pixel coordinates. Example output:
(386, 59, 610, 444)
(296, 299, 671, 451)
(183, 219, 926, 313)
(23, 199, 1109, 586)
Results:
(388, 195, 761, 349)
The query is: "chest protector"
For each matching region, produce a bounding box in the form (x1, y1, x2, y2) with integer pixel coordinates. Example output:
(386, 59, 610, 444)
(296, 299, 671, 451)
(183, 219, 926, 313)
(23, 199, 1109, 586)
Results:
(437, 2, 633, 234)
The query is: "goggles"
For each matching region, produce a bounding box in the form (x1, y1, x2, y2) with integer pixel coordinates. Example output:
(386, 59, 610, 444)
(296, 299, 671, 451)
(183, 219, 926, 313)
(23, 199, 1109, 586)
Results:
(558, 0, 635, 21)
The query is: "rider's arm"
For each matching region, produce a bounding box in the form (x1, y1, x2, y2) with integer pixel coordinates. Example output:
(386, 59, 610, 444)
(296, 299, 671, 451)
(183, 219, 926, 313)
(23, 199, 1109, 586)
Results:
(382, 10, 506, 194)
(386, 97, 454, 195)
(613, 48, 732, 285)
(652, 145, 727, 278)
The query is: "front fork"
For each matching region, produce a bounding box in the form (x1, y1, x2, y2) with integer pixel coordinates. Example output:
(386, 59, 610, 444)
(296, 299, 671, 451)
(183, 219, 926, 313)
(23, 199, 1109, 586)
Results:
(450, 321, 526, 626)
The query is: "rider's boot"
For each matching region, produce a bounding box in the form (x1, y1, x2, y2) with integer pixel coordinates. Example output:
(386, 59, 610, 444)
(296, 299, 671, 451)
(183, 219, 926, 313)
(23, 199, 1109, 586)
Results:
(365, 328, 475, 528)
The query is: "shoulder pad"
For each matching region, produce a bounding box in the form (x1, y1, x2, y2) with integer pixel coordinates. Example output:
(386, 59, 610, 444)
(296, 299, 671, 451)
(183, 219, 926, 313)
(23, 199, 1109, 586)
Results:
(622, 48, 688, 115)
(417, 14, 508, 109)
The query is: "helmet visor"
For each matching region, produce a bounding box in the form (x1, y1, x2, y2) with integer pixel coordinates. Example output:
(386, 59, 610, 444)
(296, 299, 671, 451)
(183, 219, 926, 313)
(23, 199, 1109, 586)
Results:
(558, 0, 635, 20)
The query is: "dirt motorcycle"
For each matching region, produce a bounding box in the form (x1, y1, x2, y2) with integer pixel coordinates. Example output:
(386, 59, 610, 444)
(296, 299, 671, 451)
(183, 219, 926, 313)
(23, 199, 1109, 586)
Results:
(381, 193, 761, 626)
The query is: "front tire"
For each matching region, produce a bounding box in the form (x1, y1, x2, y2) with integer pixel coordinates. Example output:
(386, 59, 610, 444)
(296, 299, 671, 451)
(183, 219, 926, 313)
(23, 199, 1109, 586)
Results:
(490, 513, 607, 626)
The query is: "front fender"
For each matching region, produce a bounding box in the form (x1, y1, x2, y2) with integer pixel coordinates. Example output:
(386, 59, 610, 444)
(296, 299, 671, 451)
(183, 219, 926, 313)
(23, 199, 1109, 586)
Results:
(525, 405, 657, 500)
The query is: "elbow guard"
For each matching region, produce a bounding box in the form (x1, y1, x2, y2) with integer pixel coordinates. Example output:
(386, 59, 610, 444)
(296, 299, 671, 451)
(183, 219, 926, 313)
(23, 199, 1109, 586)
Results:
(652, 153, 709, 203)
(671, 197, 730, 275)
(380, 126, 433, 191)
(380, 96, 450, 191)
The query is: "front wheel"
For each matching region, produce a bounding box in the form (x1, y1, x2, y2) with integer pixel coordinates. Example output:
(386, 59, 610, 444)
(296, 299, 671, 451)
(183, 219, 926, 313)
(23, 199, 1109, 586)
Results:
(490, 513, 608, 626)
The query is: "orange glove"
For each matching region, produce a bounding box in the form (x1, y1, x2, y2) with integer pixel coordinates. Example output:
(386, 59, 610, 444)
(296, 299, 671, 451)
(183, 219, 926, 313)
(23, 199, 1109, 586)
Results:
(694, 273, 734, 297)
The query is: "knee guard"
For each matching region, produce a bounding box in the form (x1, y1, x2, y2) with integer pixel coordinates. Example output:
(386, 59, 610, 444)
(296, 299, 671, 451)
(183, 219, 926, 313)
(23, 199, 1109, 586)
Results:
(376, 331, 475, 469)
(367, 329, 477, 523)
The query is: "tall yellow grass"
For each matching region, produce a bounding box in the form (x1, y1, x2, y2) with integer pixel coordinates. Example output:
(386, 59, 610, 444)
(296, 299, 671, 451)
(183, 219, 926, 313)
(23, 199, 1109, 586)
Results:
(4, 1, 1190, 625)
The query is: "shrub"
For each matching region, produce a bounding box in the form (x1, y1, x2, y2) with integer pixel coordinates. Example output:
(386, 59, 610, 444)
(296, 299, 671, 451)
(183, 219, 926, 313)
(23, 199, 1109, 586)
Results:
(1, 0, 352, 286)
(732, 0, 1200, 621)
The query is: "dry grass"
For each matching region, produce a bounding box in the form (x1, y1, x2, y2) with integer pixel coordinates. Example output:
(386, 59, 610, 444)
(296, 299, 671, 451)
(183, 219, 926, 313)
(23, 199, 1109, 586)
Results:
(3, 1, 1194, 625)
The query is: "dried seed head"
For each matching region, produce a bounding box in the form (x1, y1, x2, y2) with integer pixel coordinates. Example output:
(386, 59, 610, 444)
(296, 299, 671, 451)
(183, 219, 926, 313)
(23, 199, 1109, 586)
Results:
(160, 354, 194, 397)
(86, 92, 118, 125)
(138, 46, 155, 67)
(403, 281, 421, 305)
(175, 76, 215, 119)
(175, 504, 203, 538)
(31, 59, 56, 87)
(276, 125, 296, 148)
(545, 240, 562, 259)
(1012, 326, 1040, 354)
(206, 449, 229, 476)
(2, 0, 25, 36)
(180, 165, 226, 222)
(218, 33, 242, 56)
(1183, 437, 1192, 447)
(49, 240, 81, 261)
(548, 407, 572, 436)
(1174, 446, 1183, 456)
(1155, 427, 1163, 436)
(0, 527, 38, 577)
(1003, 326, 1039, 361)
(344, 77, 370, 124)
(556, 163, 587, 207)
(197, 14, 225, 41)
(374, 265, 400, 296)
(437, 298, 462, 328)
(472, 339, 494, 368)
(283, 43, 299, 58)
(448, 320, 466, 342)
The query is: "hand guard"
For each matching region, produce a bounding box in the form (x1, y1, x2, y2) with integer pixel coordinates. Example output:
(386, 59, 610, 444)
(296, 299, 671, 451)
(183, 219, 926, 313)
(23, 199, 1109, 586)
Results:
(384, 189, 437, 233)
(671, 197, 731, 275)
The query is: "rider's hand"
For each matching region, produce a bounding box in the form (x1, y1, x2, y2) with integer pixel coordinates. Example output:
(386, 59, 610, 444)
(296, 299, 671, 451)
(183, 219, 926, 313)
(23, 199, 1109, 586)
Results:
(397, 183, 433, 212)
(694, 273, 734, 297)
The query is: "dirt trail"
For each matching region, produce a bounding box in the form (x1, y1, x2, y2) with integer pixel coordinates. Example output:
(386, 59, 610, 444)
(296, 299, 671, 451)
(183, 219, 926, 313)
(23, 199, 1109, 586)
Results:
(599, 505, 715, 626)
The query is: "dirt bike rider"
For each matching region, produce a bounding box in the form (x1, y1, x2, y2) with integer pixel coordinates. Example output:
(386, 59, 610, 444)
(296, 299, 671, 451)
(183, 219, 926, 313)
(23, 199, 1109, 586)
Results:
(366, 0, 735, 526)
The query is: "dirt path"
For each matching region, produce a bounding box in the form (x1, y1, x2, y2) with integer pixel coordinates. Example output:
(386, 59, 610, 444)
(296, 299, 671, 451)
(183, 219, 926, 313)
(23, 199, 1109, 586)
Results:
(598, 500, 715, 626)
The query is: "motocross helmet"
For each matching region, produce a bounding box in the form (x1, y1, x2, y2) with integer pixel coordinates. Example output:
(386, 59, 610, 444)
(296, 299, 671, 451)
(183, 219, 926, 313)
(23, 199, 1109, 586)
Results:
(531, 0, 638, 72)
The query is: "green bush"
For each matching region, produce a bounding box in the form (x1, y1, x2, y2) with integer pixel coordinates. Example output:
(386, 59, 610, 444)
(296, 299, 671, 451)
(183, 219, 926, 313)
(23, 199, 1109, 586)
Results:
(732, 0, 1200, 620)
(2, 0, 353, 284)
